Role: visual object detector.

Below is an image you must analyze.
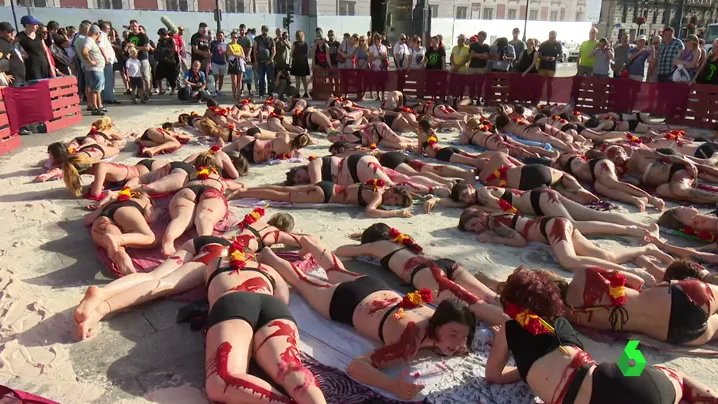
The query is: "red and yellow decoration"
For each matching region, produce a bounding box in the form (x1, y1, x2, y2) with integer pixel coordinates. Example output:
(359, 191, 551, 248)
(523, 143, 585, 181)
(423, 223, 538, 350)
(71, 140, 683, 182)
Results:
(485, 165, 510, 187)
(369, 143, 377, 150)
(498, 198, 518, 214)
(264, 96, 276, 105)
(308, 156, 318, 161)
(681, 226, 717, 242)
(196, 166, 218, 180)
(552, 115, 568, 124)
(210, 106, 229, 116)
(512, 117, 527, 126)
(625, 133, 642, 144)
(191, 111, 199, 116)
(269, 112, 283, 119)
(117, 187, 136, 201)
(479, 119, 493, 132)
(504, 302, 555, 336)
(67, 147, 77, 154)
(664, 130, 686, 140)
(572, 110, 582, 116)
(365, 179, 386, 191)
(426, 135, 438, 146)
(228, 123, 236, 132)
(209, 144, 221, 153)
(239, 207, 266, 230)
(393, 288, 434, 319)
(272, 153, 293, 160)
(388, 228, 423, 253)
(604, 270, 627, 306)
(398, 106, 416, 115)
(239, 98, 252, 106)
(228, 240, 256, 271)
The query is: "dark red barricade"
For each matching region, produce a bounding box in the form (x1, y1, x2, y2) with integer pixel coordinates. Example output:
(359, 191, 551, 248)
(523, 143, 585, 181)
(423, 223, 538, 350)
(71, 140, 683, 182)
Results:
(310, 68, 718, 129)
(45, 76, 82, 132)
(0, 88, 21, 156)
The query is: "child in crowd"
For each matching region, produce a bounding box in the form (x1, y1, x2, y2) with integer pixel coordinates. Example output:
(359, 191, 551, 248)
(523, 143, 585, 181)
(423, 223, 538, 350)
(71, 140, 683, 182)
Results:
(125, 48, 145, 104)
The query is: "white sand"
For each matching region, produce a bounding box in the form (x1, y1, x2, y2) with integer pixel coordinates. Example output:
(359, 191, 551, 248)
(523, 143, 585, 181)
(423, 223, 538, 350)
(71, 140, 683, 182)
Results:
(0, 105, 716, 403)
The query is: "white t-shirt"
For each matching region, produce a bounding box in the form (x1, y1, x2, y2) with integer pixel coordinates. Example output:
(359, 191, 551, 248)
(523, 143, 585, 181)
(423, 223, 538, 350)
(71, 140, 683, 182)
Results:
(409, 46, 426, 69)
(126, 58, 142, 77)
(393, 41, 410, 69)
(369, 44, 388, 70)
(98, 31, 117, 64)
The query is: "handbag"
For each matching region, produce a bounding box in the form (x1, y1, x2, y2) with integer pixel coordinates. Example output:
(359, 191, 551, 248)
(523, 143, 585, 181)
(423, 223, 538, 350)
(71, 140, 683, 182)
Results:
(672, 65, 692, 82)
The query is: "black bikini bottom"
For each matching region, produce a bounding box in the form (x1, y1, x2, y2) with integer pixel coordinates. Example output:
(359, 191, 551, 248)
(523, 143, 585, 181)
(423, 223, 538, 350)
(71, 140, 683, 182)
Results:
(329, 276, 391, 329)
(436, 147, 461, 162)
(562, 363, 676, 404)
(317, 181, 334, 203)
(518, 165, 553, 190)
(206, 292, 294, 330)
(667, 285, 708, 345)
(99, 200, 143, 221)
(530, 190, 544, 216)
(380, 151, 410, 170)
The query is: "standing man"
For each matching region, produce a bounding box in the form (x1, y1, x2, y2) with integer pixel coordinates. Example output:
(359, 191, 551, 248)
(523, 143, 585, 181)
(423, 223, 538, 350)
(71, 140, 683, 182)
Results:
(627, 35, 651, 81)
(210, 31, 227, 96)
(326, 30, 341, 68)
(612, 33, 633, 77)
(81, 25, 106, 116)
(468, 31, 490, 74)
(393, 33, 410, 70)
(274, 30, 291, 77)
(577, 27, 599, 76)
(126, 20, 151, 102)
(98, 22, 119, 104)
(489, 37, 515, 72)
(508, 28, 525, 71)
(253, 25, 275, 97)
(190, 22, 211, 71)
(657, 26, 684, 83)
(0, 22, 25, 86)
(237, 24, 253, 96)
(537, 31, 563, 77)
(450, 34, 470, 73)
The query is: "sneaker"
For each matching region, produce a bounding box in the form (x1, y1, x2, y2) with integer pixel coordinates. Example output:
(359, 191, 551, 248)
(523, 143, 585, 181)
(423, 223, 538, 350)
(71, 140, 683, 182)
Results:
(132, 97, 139, 104)
(100, 107, 108, 113)
(169, 89, 175, 96)
(302, 93, 309, 98)
(91, 109, 105, 116)
(124, 89, 132, 95)
(140, 98, 148, 104)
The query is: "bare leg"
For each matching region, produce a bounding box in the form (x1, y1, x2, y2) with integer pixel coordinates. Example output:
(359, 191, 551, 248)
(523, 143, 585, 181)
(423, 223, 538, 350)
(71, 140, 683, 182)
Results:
(195, 195, 227, 236)
(141, 171, 189, 195)
(91, 217, 135, 275)
(558, 195, 659, 236)
(162, 192, 197, 256)
(296, 236, 362, 284)
(393, 164, 456, 186)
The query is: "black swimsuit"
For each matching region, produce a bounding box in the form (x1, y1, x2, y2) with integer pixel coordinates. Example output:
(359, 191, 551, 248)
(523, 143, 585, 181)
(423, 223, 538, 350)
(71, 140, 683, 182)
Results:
(317, 181, 335, 203)
(564, 363, 676, 404)
(383, 114, 396, 128)
(244, 225, 271, 251)
(78, 143, 106, 159)
(379, 151, 410, 170)
(169, 161, 196, 177)
(206, 292, 293, 330)
(529, 190, 544, 216)
(98, 199, 143, 221)
(193, 236, 231, 253)
(321, 156, 334, 182)
(346, 154, 362, 183)
(518, 164, 553, 190)
(137, 159, 154, 171)
(666, 284, 709, 345)
(328, 276, 393, 340)
(240, 140, 257, 163)
(304, 111, 320, 131)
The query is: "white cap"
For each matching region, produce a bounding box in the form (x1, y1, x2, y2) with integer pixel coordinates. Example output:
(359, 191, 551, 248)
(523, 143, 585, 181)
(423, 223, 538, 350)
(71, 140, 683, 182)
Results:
(636, 35, 647, 42)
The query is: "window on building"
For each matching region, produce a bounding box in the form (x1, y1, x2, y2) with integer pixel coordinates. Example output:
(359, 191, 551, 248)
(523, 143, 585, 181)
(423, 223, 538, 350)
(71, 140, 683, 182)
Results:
(430, 4, 439, 17)
(166, 0, 189, 11)
(529, 9, 538, 20)
(277, 0, 295, 14)
(338, 0, 355, 15)
(456, 6, 468, 19)
(226, 0, 245, 12)
(508, 9, 517, 19)
(16, 0, 46, 5)
(662, 9, 669, 24)
(96, 0, 122, 8)
(483, 8, 493, 19)
(622, 5, 628, 23)
(471, 3, 481, 19)
(550, 10, 558, 20)
(575, 12, 583, 21)
(652, 10, 659, 23)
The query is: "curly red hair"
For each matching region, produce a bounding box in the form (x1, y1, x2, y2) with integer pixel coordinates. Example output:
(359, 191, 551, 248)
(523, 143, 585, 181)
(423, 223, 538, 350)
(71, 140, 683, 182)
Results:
(499, 267, 564, 322)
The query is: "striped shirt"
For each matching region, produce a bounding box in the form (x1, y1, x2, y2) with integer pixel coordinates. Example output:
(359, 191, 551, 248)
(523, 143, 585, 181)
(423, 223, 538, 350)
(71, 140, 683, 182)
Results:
(657, 38, 684, 76)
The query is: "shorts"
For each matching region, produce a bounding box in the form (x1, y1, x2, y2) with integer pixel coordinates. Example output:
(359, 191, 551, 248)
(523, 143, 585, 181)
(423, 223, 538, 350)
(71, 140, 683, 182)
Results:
(85, 70, 105, 92)
(212, 63, 228, 76)
(140, 59, 152, 81)
(129, 76, 143, 90)
(538, 69, 555, 78)
(468, 67, 490, 75)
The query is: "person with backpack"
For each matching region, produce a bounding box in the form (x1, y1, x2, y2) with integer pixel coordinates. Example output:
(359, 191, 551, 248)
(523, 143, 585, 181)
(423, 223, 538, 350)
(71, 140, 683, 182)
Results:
(253, 25, 275, 97)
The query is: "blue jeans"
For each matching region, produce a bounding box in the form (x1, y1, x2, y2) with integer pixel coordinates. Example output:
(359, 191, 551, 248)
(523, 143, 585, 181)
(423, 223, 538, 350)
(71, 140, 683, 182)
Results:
(256, 62, 275, 96)
(101, 63, 116, 102)
(85, 70, 105, 92)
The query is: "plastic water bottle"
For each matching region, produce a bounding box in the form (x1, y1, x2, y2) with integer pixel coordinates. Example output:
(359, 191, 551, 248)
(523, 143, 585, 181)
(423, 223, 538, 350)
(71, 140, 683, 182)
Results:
(206, 74, 216, 94)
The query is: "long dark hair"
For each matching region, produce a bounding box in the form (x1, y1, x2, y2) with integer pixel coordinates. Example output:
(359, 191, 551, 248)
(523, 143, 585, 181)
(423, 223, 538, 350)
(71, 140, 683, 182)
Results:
(427, 299, 477, 353)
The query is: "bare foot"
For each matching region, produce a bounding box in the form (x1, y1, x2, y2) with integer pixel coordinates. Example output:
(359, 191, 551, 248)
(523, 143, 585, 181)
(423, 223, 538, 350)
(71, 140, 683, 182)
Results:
(296, 236, 319, 258)
(74, 286, 103, 327)
(116, 249, 137, 275)
(75, 306, 103, 341)
(100, 233, 122, 254)
(646, 244, 675, 264)
(650, 197, 665, 211)
(161, 240, 177, 257)
(632, 196, 648, 212)
(646, 223, 660, 238)
(627, 225, 647, 238)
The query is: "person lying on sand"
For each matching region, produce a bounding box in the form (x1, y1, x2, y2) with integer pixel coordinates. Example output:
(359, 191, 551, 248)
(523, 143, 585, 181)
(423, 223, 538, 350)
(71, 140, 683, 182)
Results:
(221, 129, 311, 164)
(183, 145, 249, 179)
(485, 267, 718, 404)
(47, 141, 121, 196)
(137, 124, 190, 157)
(328, 121, 417, 151)
(460, 118, 558, 160)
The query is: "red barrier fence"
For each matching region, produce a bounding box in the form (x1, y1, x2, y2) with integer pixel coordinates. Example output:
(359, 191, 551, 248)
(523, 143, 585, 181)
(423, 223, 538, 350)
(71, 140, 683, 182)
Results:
(312, 69, 717, 130)
(0, 89, 21, 156)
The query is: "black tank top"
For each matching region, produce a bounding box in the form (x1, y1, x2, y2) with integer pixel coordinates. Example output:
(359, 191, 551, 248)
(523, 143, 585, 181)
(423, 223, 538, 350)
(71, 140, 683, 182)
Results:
(314, 44, 329, 68)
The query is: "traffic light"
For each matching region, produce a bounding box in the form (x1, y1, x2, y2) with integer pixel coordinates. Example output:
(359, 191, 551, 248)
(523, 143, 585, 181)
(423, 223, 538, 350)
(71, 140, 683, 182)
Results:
(283, 12, 294, 30)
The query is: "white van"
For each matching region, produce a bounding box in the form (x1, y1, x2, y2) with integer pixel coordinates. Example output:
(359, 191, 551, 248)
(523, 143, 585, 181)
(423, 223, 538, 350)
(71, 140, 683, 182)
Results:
(705, 23, 718, 52)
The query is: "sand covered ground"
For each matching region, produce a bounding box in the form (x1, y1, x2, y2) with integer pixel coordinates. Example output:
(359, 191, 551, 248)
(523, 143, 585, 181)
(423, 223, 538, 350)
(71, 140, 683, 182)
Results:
(0, 101, 716, 403)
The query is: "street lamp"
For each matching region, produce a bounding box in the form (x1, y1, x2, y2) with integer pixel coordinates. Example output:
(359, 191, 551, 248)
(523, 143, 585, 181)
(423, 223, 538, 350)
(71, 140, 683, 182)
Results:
(522, 0, 529, 42)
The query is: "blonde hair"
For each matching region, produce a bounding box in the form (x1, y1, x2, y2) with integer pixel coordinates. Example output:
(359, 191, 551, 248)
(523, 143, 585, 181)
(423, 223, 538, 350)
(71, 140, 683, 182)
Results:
(128, 48, 138, 57)
(197, 117, 222, 138)
(63, 153, 94, 196)
(91, 116, 113, 132)
(296, 30, 305, 42)
(358, 36, 369, 50)
(195, 151, 222, 171)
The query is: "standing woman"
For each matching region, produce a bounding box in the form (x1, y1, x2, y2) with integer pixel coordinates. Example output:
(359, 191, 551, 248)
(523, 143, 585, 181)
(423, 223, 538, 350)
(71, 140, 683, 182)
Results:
(424, 36, 446, 70)
(673, 34, 701, 81)
(517, 38, 538, 76)
(291, 30, 311, 98)
(408, 35, 426, 70)
(368, 33, 389, 72)
(154, 28, 179, 95)
(312, 34, 331, 70)
(646, 35, 661, 82)
(226, 31, 245, 100)
(695, 38, 718, 85)
(17, 15, 54, 81)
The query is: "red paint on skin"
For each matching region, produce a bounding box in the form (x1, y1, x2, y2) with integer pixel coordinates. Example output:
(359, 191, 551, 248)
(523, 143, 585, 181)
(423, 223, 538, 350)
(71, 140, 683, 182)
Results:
(428, 262, 480, 304)
(582, 267, 618, 306)
(403, 256, 432, 277)
(262, 230, 281, 244)
(510, 189, 525, 197)
(368, 161, 382, 174)
(545, 190, 561, 204)
(676, 279, 715, 307)
(550, 350, 597, 404)
(367, 297, 402, 315)
(229, 277, 271, 293)
(235, 234, 258, 252)
(169, 255, 184, 265)
(370, 321, 422, 367)
(334, 185, 349, 201)
(289, 263, 331, 288)
(207, 342, 293, 403)
(407, 160, 426, 171)
(547, 219, 571, 244)
(491, 214, 516, 231)
(192, 245, 228, 264)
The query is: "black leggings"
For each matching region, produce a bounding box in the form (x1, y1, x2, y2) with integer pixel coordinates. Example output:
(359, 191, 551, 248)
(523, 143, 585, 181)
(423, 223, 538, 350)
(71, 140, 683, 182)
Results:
(207, 292, 294, 330)
(329, 276, 391, 328)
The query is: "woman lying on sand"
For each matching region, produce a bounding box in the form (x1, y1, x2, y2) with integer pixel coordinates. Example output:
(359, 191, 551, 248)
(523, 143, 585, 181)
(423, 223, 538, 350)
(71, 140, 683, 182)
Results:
(161, 157, 244, 256)
(335, 223, 505, 322)
(459, 118, 558, 159)
(183, 145, 250, 179)
(222, 129, 311, 164)
(476, 152, 598, 204)
(457, 209, 671, 282)
(285, 154, 451, 196)
(292, 107, 337, 133)
(85, 117, 132, 145)
(266, 109, 308, 134)
(85, 188, 157, 275)
(122, 161, 196, 195)
(86, 159, 168, 199)
(257, 236, 477, 400)
(47, 141, 121, 196)
(485, 267, 718, 404)
(584, 116, 669, 134)
(74, 210, 298, 339)
(417, 120, 491, 167)
(428, 185, 660, 236)
(555, 152, 665, 211)
(328, 121, 417, 150)
(229, 181, 416, 218)
(137, 124, 191, 157)
(494, 114, 580, 152)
